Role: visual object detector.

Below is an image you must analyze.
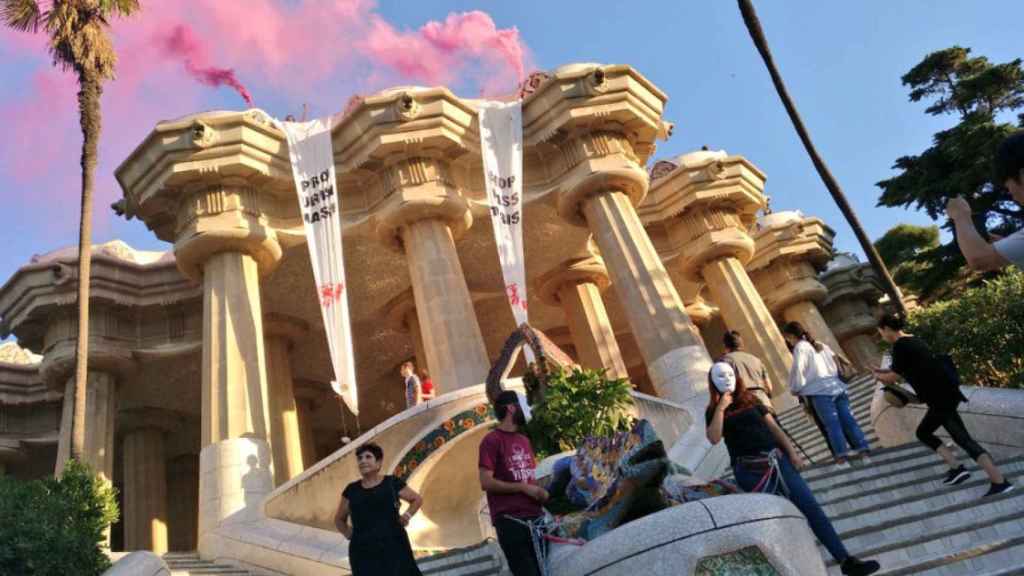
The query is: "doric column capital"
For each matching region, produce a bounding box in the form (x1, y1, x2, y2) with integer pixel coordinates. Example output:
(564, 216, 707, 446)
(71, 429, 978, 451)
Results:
(748, 211, 835, 315)
(38, 331, 135, 391)
(173, 181, 284, 280)
(0, 438, 28, 465)
(642, 151, 767, 282)
(522, 64, 669, 226)
(116, 110, 295, 282)
(535, 255, 611, 307)
(332, 88, 480, 252)
(368, 155, 474, 251)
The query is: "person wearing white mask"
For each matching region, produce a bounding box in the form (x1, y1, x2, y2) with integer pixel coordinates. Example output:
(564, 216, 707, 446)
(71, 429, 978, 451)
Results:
(706, 361, 880, 576)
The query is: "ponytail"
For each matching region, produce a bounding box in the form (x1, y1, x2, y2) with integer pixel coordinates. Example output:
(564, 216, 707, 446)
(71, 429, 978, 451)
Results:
(782, 321, 817, 348)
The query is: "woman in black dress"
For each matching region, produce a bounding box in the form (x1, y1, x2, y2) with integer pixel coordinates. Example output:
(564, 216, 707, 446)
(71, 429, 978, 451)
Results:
(334, 443, 425, 576)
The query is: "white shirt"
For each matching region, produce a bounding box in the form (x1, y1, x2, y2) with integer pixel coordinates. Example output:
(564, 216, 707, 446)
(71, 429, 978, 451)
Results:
(789, 341, 845, 397)
(994, 229, 1024, 270)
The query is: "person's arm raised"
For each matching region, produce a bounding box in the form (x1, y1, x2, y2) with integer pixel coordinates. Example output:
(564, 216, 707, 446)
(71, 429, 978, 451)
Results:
(947, 196, 1010, 272)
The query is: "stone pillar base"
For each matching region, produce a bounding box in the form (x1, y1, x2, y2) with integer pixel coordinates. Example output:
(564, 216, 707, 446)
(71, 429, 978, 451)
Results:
(198, 437, 274, 540)
(647, 347, 728, 478)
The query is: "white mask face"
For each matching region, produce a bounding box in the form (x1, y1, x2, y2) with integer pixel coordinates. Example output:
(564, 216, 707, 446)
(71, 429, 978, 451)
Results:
(515, 391, 532, 424)
(710, 362, 737, 394)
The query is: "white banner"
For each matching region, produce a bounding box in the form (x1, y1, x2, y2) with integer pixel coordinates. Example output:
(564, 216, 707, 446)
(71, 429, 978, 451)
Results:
(276, 117, 359, 415)
(479, 101, 530, 338)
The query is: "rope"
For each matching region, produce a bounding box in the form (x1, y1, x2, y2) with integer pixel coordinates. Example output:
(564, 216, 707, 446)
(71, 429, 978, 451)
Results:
(505, 515, 585, 576)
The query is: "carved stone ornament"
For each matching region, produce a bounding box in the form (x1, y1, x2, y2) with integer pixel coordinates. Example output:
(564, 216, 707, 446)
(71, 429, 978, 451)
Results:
(517, 71, 552, 99)
(649, 160, 679, 181)
(341, 94, 365, 119)
(51, 262, 75, 286)
(698, 159, 727, 182)
(0, 342, 40, 365)
(394, 92, 421, 121)
(190, 120, 215, 149)
(246, 109, 273, 127)
(586, 67, 609, 95)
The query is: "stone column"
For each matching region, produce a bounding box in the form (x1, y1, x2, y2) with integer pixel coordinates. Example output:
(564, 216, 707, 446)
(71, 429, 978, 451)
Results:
(294, 379, 325, 470)
(54, 371, 117, 482)
(646, 151, 793, 408)
(820, 255, 885, 370)
(384, 289, 429, 376)
(400, 217, 490, 393)
(120, 409, 179, 554)
(365, 151, 490, 394)
(263, 314, 308, 486)
(115, 111, 293, 550)
(537, 256, 629, 379)
(171, 182, 282, 541)
(573, 189, 708, 402)
(167, 454, 199, 552)
(522, 65, 724, 475)
(749, 212, 846, 356)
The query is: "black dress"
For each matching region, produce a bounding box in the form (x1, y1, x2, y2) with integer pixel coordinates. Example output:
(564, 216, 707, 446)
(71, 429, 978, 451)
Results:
(343, 475, 423, 576)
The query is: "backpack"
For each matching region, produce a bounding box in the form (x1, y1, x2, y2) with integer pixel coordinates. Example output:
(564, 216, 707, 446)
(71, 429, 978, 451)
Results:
(937, 354, 961, 387)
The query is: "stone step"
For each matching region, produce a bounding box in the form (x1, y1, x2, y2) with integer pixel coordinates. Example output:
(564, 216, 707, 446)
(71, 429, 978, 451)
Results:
(820, 455, 1024, 515)
(417, 541, 504, 576)
(803, 443, 928, 484)
(162, 552, 252, 576)
(824, 506, 1024, 574)
(851, 535, 1024, 576)
(829, 463, 1024, 535)
(780, 401, 875, 443)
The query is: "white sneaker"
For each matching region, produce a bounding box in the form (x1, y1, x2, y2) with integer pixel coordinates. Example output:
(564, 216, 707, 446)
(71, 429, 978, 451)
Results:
(834, 460, 851, 470)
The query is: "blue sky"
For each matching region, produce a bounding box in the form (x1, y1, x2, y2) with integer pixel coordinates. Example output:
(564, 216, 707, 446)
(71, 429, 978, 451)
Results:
(1, 0, 1021, 285)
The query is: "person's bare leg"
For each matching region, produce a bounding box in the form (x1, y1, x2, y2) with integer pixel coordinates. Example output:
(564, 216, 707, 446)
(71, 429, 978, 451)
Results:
(935, 445, 959, 468)
(977, 453, 1006, 484)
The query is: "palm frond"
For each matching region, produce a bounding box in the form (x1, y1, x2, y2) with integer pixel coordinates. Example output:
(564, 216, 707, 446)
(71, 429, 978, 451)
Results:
(1, 0, 42, 32)
(99, 0, 139, 17)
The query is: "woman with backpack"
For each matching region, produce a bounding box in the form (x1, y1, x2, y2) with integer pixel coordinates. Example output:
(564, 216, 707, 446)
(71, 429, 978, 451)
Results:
(782, 321, 871, 468)
(873, 314, 1014, 497)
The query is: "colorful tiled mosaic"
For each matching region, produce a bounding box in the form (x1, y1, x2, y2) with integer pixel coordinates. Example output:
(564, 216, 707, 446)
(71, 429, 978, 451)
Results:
(393, 403, 494, 481)
(694, 546, 780, 576)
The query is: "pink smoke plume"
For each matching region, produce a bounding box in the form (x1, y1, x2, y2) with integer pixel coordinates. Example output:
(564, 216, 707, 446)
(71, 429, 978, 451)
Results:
(157, 25, 254, 106)
(0, 0, 532, 263)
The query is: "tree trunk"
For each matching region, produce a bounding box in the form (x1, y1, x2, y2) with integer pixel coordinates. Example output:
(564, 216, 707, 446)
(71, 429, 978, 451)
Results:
(737, 0, 908, 317)
(70, 72, 101, 462)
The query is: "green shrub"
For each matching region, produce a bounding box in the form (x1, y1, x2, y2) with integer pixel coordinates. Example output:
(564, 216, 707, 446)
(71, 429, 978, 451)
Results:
(907, 269, 1024, 389)
(0, 459, 119, 576)
(524, 367, 636, 459)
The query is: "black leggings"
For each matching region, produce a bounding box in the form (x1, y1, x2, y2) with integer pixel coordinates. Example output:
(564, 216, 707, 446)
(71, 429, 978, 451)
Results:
(916, 405, 987, 461)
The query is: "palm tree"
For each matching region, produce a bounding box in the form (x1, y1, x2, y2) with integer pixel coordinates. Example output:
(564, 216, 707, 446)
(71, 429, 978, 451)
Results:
(3, 0, 140, 465)
(737, 0, 908, 316)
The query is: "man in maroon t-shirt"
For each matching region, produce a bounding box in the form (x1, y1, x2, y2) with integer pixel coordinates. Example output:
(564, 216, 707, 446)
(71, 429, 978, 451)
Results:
(479, 390, 548, 576)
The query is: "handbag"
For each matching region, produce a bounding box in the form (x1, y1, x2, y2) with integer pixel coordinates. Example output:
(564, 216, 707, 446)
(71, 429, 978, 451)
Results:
(833, 352, 856, 383)
(881, 384, 920, 408)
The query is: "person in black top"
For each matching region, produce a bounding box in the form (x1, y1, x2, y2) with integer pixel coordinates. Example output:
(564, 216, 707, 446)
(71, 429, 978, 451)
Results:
(334, 443, 425, 576)
(873, 314, 1014, 497)
(705, 361, 880, 576)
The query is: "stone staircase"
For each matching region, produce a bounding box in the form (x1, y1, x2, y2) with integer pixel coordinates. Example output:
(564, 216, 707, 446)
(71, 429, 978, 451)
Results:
(163, 552, 253, 575)
(416, 540, 506, 576)
(776, 374, 1024, 575)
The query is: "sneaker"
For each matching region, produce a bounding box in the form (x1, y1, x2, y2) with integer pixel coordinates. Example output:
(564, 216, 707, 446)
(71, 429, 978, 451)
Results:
(943, 465, 970, 486)
(841, 557, 881, 576)
(834, 459, 851, 470)
(983, 482, 1015, 498)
